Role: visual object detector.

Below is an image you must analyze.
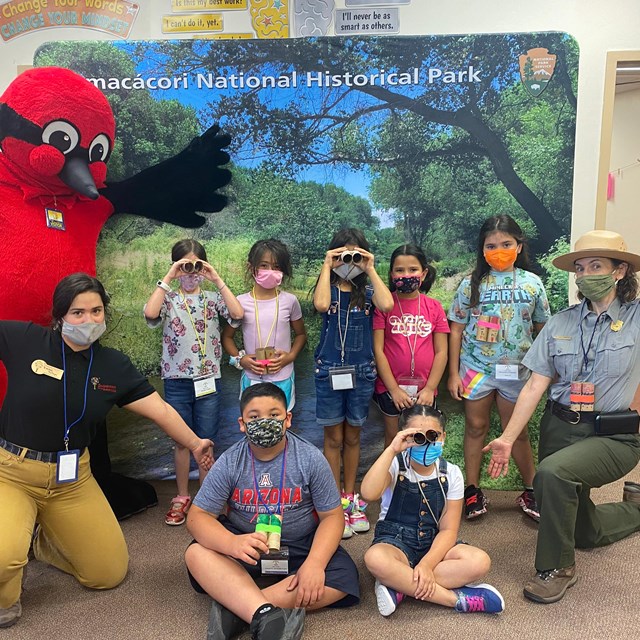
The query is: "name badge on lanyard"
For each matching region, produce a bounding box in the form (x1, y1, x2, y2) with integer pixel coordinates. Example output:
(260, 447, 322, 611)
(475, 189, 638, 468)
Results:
(193, 372, 217, 398)
(329, 365, 356, 390)
(495, 363, 519, 381)
(56, 449, 80, 484)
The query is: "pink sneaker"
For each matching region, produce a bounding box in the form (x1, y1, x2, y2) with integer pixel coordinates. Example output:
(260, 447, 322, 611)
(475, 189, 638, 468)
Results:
(342, 510, 353, 539)
(348, 493, 370, 533)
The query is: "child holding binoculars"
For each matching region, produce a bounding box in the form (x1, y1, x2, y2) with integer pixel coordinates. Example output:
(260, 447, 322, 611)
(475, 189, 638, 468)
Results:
(222, 239, 307, 410)
(373, 244, 450, 449)
(185, 383, 359, 640)
(313, 228, 393, 539)
(361, 404, 504, 617)
(144, 239, 243, 525)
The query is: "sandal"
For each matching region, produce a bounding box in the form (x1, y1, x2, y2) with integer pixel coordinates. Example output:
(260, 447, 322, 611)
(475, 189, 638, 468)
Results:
(165, 495, 191, 526)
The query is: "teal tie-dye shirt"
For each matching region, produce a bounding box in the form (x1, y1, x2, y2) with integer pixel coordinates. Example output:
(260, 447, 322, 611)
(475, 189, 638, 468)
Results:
(448, 268, 551, 374)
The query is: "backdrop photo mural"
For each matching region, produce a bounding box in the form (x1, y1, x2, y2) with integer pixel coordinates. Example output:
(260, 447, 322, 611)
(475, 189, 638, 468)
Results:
(32, 32, 578, 487)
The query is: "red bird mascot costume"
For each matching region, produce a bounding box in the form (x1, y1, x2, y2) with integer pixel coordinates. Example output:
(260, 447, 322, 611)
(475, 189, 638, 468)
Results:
(0, 66, 231, 519)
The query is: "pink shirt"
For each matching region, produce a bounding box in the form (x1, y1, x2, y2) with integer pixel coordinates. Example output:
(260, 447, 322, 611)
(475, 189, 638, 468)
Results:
(373, 294, 450, 394)
(230, 290, 302, 382)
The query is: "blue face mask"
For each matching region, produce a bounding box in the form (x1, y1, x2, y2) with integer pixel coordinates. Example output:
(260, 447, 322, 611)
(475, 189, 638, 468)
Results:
(409, 441, 444, 466)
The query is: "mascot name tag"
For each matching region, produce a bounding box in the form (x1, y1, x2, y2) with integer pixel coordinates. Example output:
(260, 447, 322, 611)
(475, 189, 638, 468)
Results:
(45, 208, 65, 231)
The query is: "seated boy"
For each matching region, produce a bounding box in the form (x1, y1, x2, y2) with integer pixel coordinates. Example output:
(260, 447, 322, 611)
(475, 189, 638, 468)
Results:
(185, 382, 359, 640)
(361, 404, 504, 617)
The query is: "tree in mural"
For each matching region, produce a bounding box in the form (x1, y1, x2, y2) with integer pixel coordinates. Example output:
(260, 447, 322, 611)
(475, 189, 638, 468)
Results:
(129, 33, 576, 253)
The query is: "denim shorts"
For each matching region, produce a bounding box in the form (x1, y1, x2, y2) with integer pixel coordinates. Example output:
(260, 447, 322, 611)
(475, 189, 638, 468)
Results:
(372, 519, 435, 568)
(314, 360, 376, 427)
(459, 361, 527, 404)
(164, 377, 221, 441)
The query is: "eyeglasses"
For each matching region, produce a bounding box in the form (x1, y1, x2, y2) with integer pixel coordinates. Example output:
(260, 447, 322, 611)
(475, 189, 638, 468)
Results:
(180, 260, 204, 274)
(411, 430, 440, 446)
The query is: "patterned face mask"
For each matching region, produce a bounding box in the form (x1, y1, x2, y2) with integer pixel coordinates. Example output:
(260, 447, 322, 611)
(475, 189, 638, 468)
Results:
(392, 276, 421, 293)
(244, 417, 285, 448)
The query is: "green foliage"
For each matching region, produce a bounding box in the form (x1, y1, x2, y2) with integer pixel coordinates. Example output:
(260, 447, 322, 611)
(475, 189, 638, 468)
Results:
(539, 237, 571, 313)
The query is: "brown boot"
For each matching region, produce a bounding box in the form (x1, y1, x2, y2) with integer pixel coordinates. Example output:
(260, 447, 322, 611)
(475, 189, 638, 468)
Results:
(523, 565, 577, 604)
(623, 481, 640, 504)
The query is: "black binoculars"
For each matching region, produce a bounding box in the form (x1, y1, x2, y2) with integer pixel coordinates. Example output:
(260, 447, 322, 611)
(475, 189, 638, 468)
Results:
(411, 430, 439, 445)
(181, 260, 204, 274)
(340, 250, 363, 265)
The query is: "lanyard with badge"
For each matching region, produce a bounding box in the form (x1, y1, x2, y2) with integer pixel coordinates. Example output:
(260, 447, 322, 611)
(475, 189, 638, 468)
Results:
(569, 302, 609, 411)
(58, 340, 94, 484)
(181, 291, 217, 398)
(250, 442, 289, 574)
(329, 288, 357, 390)
(395, 293, 426, 398)
(253, 287, 279, 369)
(487, 271, 519, 381)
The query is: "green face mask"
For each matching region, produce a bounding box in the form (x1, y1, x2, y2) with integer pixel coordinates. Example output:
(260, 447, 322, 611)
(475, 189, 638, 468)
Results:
(575, 273, 616, 301)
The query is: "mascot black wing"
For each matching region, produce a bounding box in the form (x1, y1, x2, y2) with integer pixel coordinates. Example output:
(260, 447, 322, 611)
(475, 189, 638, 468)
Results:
(102, 124, 231, 225)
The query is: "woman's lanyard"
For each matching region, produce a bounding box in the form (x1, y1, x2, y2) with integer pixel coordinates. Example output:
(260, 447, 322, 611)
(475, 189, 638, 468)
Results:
(395, 293, 421, 376)
(61, 339, 94, 452)
(250, 440, 287, 520)
(253, 287, 279, 349)
(578, 300, 606, 376)
(337, 288, 350, 365)
(181, 291, 208, 372)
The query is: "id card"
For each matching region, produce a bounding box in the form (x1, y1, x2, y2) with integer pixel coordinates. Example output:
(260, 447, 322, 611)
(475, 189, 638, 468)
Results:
(260, 546, 290, 575)
(56, 449, 80, 484)
(194, 373, 217, 398)
(45, 208, 65, 231)
(329, 366, 356, 390)
(495, 364, 519, 381)
(398, 376, 426, 398)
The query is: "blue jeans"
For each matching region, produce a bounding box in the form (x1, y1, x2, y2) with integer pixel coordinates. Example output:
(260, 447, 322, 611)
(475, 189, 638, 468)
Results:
(163, 378, 220, 441)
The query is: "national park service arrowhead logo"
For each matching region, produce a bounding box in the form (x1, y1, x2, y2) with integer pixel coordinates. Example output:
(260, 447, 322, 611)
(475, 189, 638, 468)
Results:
(519, 47, 557, 97)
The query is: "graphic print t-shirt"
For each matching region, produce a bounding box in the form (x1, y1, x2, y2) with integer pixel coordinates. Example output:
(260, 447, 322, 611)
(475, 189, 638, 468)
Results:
(447, 268, 550, 374)
(373, 294, 450, 394)
(193, 432, 341, 542)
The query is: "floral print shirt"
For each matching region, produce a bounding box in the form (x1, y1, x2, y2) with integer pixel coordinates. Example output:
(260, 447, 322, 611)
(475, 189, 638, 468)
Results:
(146, 290, 232, 379)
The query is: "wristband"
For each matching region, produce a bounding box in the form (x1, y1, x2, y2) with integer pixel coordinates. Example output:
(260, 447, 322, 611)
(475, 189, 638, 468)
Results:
(229, 349, 246, 370)
(219, 283, 227, 292)
(156, 280, 171, 293)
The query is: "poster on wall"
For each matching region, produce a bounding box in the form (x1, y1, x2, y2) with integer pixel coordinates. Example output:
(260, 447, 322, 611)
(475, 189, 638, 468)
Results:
(30, 32, 578, 479)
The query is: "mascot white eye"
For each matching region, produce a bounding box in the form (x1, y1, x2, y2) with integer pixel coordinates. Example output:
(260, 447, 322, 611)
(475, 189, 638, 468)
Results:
(89, 134, 111, 163)
(42, 120, 80, 155)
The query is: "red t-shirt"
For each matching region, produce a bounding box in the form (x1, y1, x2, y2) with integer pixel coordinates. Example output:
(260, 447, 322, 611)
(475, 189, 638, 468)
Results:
(373, 294, 450, 394)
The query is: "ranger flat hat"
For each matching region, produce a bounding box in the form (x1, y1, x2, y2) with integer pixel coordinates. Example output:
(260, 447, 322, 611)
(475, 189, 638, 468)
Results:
(552, 229, 640, 272)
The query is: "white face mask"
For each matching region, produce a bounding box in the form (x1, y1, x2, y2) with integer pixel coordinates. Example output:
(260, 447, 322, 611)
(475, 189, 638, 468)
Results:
(332, 263, 364, 281)
(61, 320, 106, 346)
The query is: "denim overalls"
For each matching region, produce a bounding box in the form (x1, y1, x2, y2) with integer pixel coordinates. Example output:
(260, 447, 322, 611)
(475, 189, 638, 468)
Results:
(372, 454, 449, 567)
(314, 285, 377, 427)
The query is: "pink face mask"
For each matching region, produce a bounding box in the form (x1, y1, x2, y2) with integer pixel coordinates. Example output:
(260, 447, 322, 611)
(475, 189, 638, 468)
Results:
(179, 274, 204, 292)
(254, 269, 283, 289)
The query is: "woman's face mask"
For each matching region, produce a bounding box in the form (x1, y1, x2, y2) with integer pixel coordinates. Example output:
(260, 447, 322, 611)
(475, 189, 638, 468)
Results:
(409, 441, 444, 467)
(179, 274, 204, 292)
(61, 320, 106, 346)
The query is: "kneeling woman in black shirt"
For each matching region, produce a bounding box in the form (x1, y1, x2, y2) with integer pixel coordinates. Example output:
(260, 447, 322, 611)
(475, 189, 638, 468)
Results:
(0, 273, 213, 628)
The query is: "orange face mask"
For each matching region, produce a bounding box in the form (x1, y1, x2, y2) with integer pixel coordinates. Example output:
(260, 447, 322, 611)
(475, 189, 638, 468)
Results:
(484, 247, 518, 271)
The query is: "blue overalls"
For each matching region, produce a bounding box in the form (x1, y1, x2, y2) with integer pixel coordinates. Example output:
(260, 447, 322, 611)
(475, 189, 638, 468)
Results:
(372, 454, 449, 567)
(314, 285, 377, 427)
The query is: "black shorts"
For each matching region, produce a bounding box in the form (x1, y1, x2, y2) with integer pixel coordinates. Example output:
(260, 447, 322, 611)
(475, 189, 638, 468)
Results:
(373, 392, 438, 418)
(187, 515, 360, 608)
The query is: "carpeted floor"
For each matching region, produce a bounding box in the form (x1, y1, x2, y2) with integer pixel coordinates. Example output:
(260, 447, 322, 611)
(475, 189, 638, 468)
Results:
(5, 469, 640, 640)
